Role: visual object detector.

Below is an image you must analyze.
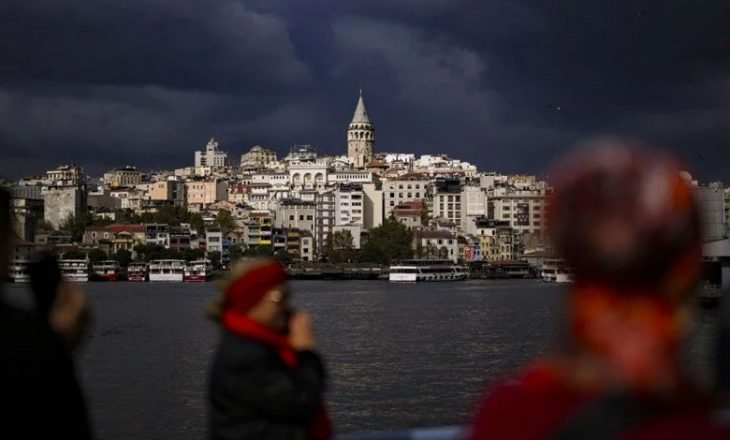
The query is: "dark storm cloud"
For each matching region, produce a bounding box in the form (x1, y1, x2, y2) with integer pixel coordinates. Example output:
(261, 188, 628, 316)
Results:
(1, 0, 729, 180)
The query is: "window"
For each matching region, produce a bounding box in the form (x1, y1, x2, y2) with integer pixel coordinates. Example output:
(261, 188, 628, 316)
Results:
(390, 193, 395, 198)
(289, 215, 295, 220)
(306, 215, 313, 220)
(299, 215, 304, 221)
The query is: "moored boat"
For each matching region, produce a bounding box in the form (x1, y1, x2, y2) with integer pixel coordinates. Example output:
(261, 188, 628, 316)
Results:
(9, 259, 31, 283)
(59, 259, 90, 282)
(127, 262, 148, 282)
(91, 260, 120, 281)
(148, 259, 185, 282)
(184, 259, 213, 282)
(389, 259, 467, 282)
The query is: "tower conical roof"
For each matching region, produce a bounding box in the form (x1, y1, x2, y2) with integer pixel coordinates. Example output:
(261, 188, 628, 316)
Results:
(351, 88, 371, 124)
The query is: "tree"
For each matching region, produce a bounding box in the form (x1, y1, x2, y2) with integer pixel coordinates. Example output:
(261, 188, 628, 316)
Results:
(360, 219, 413, 264)
(62, 250, 86, 260)
(242, 245, 275, 258)
(37, 219, 55, 232)
(59, 212, 93, 242)
(190, 213, 205, 235)
(324, 230, 356, 263)
(420, 206, 431, 227)
(208, 251, 222, 270)
(88, 249, 108, 264)
(114, 249, 132, 267)
(180, 248, 205, 262)
(229, 244, 246, 262)
(418, 242, 439, 259)
(133, 244, 168, 261)
(216, 210, 236, 236)
(273, 249, 292, 265)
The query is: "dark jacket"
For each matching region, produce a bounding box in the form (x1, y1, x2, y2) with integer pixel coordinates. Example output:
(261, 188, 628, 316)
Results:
(0, 299, 92, 439)
(209, 331, 327, 440)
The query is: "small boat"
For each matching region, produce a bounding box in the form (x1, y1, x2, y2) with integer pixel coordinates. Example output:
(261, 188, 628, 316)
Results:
(59, 259, 89, 283)
(127, 262, 148, 282)
(91, 260, 120, 281)
(389, 259, 467, 282)
(9, 260, 31, 283)
(148, 259, 185, 282)
(184, 259, 213, 282)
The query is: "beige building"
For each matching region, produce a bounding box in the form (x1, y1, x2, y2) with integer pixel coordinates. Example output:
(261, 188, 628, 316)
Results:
(300, 231, 315, 262)
(241, 145, 278, 169)
(383, 175, 430, 219)
(487, 186, 547, 234)
(417, 230, 458, 262)
(185, 179, 228, 209)
(432, 190, 462, 225)
(103, 167, 142, 188)
(275, 199, 316, 235)
(149, 178, 186, 206)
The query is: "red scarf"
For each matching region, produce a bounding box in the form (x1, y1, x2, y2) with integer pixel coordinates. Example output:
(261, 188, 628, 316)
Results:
(223, 313, 333, 440)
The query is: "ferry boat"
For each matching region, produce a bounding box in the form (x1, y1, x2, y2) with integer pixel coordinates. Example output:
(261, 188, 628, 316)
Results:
(541, 258, 573, 283)
(8, 260, 31, 283)
(389, 259, 467, 282)
(148, 259, 185, 282)
(91, 260, 120, 281)
(184, 259, 213, 282)
(59, 259, 90, 282)
(127, 262, 148, 282)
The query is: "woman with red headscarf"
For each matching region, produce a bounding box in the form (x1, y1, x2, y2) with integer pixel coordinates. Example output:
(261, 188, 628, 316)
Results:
(207, 258, 332, 440)
(470, 141, 730, 439)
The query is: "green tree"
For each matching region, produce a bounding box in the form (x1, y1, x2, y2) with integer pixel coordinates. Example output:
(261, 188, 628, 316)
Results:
(420, 206, 431, 227)
(88, 248, 108, 264)
(360, 219, 413, 264)
(114, 249, 132, 267)
(59, 212, 93, 242)
(133, 244, 168, 261)
(208, 251, 222, 270)
(229, 244, 246, 262)
(189, 213, 205, 235)
(324, 230, 356, 263)
(274, 249, 292, 265)
(216, 210, 236, 236)
(62, 250, 87, 260)
(180, 248, 205, 262)
(242, 245, 275, 258)
(37, 219, 55, 232)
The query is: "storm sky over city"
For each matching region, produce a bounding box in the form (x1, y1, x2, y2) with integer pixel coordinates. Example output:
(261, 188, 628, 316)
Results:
(1, 0, 729, 180)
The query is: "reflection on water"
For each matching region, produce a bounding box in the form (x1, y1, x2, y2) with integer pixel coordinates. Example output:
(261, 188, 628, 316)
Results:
(1, 281, 606, 438)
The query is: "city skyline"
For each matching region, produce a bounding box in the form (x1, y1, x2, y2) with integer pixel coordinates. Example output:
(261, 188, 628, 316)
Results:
(2, 1, 730, 180)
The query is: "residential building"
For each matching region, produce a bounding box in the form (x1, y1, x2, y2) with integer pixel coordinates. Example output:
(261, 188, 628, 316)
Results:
(335, 184, 364, 227)
(240, 145, 278, 169)
(315, 190, 336, 255)
(46, 164, 84, 187)
(275, 199, 316, 235)
(417, 230, 458, 262)
(145, 224, 170, 248)
(696, 183, 726, 242)
(83, 224, 145, 256)
(487, 185, 548, 234)
(461, 185, 488, 234)
(149, 177, 186, 206)
(392, 201, 424, 229)
(103, 166, 142, 188)
(195, 137, 229, 168)
(361, 182, 383, 230)
(432, 179, 462, 226)
(300, 231, 315, 262)
(185, 179, 228, 209)
(9, 186, 44, 241)
(383, 174, 431, 219)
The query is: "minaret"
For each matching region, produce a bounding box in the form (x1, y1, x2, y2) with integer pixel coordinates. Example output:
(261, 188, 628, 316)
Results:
(347, 88, 375, 168)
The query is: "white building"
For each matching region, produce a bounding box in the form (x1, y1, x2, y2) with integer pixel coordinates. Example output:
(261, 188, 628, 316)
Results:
(461, 185, 488, 234)
(361, 183, 383, 230)
(195, 138, 229, 168)
(383, 175, 431, 219)
(335, 184, 364, 227)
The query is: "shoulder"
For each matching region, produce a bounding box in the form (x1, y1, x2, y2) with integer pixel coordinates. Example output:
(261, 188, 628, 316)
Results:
(214, 331, 279, 368)
(470, 362, 587, 440)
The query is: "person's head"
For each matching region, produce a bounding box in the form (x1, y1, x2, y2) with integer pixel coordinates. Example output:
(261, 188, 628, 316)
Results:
(547, 140, 702, 391)
(0, 188, 9, 280)
(211, 258, 293, 334)
(548, 140, 701, 299)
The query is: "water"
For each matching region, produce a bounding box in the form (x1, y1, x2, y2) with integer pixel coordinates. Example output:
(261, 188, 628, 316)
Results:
(4, 280, 571, 439)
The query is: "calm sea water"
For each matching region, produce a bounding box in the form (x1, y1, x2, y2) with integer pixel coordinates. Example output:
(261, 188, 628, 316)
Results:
(6, 280, 714, 439)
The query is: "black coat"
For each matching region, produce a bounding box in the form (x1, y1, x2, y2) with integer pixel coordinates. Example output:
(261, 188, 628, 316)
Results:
(209, 331, 327, 440)
(0, 300, 92, 439)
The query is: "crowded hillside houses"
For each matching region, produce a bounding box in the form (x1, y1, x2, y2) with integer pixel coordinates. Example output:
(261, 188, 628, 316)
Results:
(5, 91, 729, 270)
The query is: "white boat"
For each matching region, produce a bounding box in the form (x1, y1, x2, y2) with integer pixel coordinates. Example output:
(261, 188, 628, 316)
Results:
(389, 259, 467, 282)
(555, 271, 574, 283)
(91, 260, 120, 281)
(184, 259, 213, 282)
(59, 259, 90, 282)
(148, 259, 185, 282)
(9, 260, 31, 283)
(541, 258, 573, 283)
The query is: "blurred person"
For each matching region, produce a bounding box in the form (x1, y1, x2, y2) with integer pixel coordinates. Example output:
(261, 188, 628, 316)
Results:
(0, 188, 93, 439)
(470, 141, 730, 439)
(207, 258, 332, 440)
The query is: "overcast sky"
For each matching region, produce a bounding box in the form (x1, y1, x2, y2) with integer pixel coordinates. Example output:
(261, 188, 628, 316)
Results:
(1, 1, 729, 181)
